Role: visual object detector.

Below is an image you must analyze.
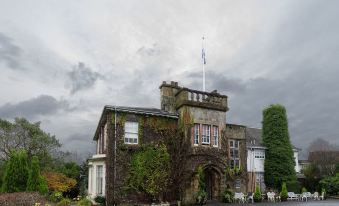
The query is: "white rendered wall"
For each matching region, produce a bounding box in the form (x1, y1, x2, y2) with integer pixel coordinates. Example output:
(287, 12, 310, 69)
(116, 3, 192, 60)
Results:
(294, 151, 300, 173)
(247, 148, 265, 172)
(88, 155, 106, 199)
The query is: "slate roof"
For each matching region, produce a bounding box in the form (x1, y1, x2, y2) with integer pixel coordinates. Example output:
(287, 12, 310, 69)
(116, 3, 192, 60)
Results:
(245, 127, 300, 151)
(93, 106, 178, 140)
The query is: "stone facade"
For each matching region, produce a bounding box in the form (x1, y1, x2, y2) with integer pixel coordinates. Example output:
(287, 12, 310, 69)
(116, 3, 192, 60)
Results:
(88, 81, 249, 205)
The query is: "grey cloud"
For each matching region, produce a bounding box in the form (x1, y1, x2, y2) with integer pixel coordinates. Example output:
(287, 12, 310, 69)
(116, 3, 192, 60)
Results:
(137, 43, 160, 56)
(0, 95, 69, 119)
(67, 62, 102, 94)
(0, 33, 22, 70)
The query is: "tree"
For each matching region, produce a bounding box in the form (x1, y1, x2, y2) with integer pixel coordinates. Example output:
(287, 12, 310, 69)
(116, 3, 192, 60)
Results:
(0, 118, 61, 168)
(127, 144, 170, 201)
(320, 173, 339, 195)
(2, 150, 29, 192)
(262, 104, 297, 189)
(27, 156, 48, 194)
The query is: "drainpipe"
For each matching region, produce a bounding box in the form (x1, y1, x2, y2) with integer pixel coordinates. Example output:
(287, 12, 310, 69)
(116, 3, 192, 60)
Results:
(114, 106, 117, 205)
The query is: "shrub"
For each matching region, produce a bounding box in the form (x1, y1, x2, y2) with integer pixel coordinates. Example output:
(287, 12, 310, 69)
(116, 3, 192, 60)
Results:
(320, 173, 339, 195)
(2, 150, 29, 192)
(27, 156, 49, 194)
(253, 186, 261, 202)
(222, 188, 234, 203)
(286, 180, 301, 193)
(56, 198, 72, 206)
(49, 191, 63, 202)
(94, 195, 105, 206)
(194, 166, 207, 205)
(77, 198, 92, 206)
(280, 182, 288, 201)
(301, 187, 307, 193)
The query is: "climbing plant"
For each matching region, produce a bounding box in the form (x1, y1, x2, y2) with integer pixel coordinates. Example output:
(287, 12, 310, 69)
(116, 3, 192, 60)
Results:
(126, 144, 170, 201)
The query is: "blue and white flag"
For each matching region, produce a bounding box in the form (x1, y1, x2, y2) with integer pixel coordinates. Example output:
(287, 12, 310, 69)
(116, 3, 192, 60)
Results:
(202, 48, 206, 64)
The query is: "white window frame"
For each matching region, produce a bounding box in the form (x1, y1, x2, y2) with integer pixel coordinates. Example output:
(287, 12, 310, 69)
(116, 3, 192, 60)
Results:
(201, 124, 210, 144)
(212, 126, 218, 147)
(124, 121, 139, 144)
(254, 150, 265, 159)
(96, 165, 103, 195)
(194, 124, 200, 145)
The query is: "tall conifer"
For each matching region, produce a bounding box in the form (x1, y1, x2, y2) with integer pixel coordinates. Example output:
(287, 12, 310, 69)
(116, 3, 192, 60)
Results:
(262, 104, 296, 189)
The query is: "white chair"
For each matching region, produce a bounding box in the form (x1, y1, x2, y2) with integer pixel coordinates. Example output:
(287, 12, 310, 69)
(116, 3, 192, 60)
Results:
(287, 192, 299, 201)
(247, 192, 254, 203)
(234, 192, 245, 203)
(319, 192, 325, 200)
(267, 192, 275, 202)
(313, 192, 319, 200)
(301, 192, 311, 201)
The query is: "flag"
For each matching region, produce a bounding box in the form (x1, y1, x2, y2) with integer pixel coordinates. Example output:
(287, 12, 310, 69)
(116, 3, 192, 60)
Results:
(202, 48, 206, 64)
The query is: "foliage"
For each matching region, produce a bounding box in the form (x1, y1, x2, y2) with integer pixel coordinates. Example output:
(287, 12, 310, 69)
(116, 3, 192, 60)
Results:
(320, 173, 339, 195)
(262, 104, 297, 189)
(2, 150, 29, 192)
(56, 198, 72, 206)
(195, 166, 207, 205)
(222, 188, 234, 203)
(0, 118, 61, 167)
(253, 186, 262, 202)
(126, 144, 170, 200)
(27, 156, 49, 194)
(94, 195, 106, 205)
(301, 187, 307, 193)
(225, 166, 243, 180)
(49, 191, 63, 202)
(280, 182, 288, 201)
(77, 198, 92, 206)
(42, 171, 77, 193)
(303, 163, 321, 192)
(286, 180, 301, 193)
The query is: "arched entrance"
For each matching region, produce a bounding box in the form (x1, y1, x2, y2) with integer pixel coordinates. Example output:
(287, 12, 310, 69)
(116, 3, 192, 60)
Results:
(204, 167, 221, 200)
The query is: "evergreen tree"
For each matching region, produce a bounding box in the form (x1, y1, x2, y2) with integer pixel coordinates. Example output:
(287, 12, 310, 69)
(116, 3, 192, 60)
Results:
(27, 156, 48, 194)
(2, 150, 29, 192)
(262, 104, 296, 189)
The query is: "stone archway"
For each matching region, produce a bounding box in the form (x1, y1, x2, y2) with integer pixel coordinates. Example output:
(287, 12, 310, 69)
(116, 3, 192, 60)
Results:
(204, 166, 221, 200)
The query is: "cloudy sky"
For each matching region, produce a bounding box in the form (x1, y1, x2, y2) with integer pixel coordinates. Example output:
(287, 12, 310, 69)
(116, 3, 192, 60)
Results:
(1, 0, 339, 159)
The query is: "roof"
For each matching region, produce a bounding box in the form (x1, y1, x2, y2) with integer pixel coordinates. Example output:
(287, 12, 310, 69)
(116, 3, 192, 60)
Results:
(245, 127, 300, 151)
(93, 105, 178, 140)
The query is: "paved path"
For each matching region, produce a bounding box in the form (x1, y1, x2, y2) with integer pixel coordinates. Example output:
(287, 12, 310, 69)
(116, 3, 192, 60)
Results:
(205, 199, 339, 206)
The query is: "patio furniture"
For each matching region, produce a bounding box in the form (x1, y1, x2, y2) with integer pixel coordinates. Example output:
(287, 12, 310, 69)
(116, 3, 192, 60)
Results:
(319, 192, 325, 200)
(287, 192, 299, 201)
(234, 192, 245, 203)
(313, 192, 319, 200)
(267, 192, 275, 202)
(247, 192, 254, 203)
(301, 192, 312, 201)
(275, 193, 281, 202)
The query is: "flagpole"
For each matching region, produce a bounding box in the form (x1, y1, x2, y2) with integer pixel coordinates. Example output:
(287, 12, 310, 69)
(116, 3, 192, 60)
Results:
(202, 37, 206, 92)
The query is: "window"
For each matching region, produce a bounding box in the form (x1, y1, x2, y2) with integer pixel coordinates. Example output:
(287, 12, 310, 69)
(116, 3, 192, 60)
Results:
(124, 121, 138, 144)
(96, 165, 103, 195)
(194, 124, 200, 145)
(202, 124, 210, 144)
(212, 126, 218, 147)
(254, 150, 265, 159)
(230, 140, 240, 169)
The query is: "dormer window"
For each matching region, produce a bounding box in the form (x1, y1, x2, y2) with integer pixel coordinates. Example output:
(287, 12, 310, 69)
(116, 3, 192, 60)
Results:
(124, 121, 138, 144)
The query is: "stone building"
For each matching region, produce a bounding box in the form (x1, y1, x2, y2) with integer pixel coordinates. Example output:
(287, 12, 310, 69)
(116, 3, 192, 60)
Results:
(88, 81, 250, 205)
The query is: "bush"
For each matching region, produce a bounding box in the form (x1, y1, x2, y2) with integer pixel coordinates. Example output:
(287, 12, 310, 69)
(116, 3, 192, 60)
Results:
(77, 198, 92, 206)
(27, 156, 49, 194)
(320, 173, 339, 195)
(301, 187, 307, 193)
(2, 150, 29, 193)
(195, 190, 207, 205)
(49, 191, 63, 203)
(56, 198, 72, 206)
(280, 182, 288, 201)
(94, 195, 105, 206)
(222, 188, 234, 203)
(254, 186, 261, 202)
(286, 180, 301, 193)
